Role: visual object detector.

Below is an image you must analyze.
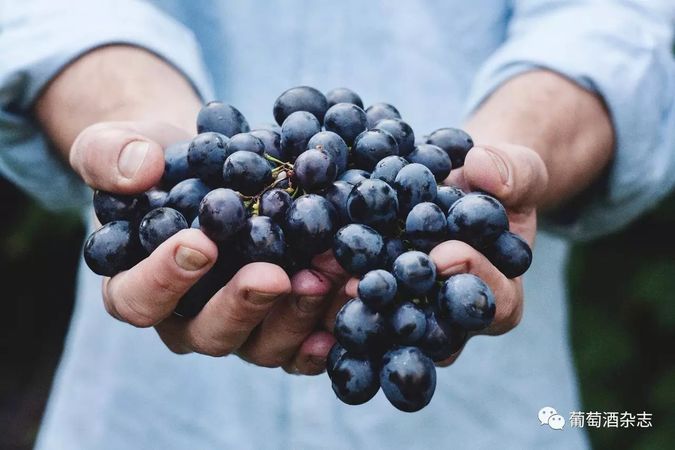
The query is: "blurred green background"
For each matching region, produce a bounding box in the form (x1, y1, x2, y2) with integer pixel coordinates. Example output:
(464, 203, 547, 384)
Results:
(0, 176, 673, 450)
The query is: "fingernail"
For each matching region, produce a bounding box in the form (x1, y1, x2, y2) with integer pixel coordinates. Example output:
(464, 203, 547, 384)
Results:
(118, 140, 150, 179)
(481, 147, 509, 185)
(297, 296, 324, 314)
(175, 246, 209, 271)
(440, 263, 468, 277)
(247, 290, 280, 305)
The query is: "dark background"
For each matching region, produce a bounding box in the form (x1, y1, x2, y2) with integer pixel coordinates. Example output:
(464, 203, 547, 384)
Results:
(0, 176, 673, 450)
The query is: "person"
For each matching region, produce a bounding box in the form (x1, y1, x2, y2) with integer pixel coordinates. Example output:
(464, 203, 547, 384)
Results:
(1, 1, 674, 449)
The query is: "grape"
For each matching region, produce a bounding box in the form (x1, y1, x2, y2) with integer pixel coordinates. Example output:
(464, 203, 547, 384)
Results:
(145, 189, 168, 209)
(382, 237, 406, 270)
(165, 178, 211, 222)
(352, 129, 399, 171)
(325, 87, 364, 109)
(370, 155, 408, 187)
(330, 353, 380, 405)
(197, 101, 249, 137)
(484, 231, 532, 278)
(327, 342, 348, 378)
(406, 144, 452, 182)
(187, 132, 229, 185)
(280, 111, 322, 160)
(307, 131, 349, 174)
(259, 188, 292, 223)
(93, 190, 149, 225)
(426, 127, 473, 168)
(249, 129, 285, 161)
(222, 151, 273, 196)
(435, 186, 465, 213)
(437, 273, 496, 331)
(323, 103, 368, 146)
(346, 179, 399, 232)
(138, 207, 188, 253)
(365, 102, 401, 128)
(323, 181, 353, 225)
(161, 141, 192, 189)
(236, 216, 285, 265)
(419, 308, 467, 361)
(373, 118, 415, 157)
(358, 269, 398, 312)
(83, 221, 143, 276)
(334, 298, 387, 356)
(284, 194, 338, 257)
(404, 202, 448, 252)
(293, 148, 337, 192)
(389, 302, 427, 345)
(198, 188, 247, 242)
(380, 346, 436, 412)
(224, 132, 265, 157)
(333, 224, 385, 275)
(392, 251, 436, 296)
(446, 193, 509, 249)
(394, 165, 437, 219)
(273, 86, 328, 125)
(338, 169, 370, 185)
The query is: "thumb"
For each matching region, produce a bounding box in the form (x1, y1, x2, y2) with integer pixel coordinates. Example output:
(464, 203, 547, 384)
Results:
(462, 144, 549, 211)
(69, 121, 190, 194)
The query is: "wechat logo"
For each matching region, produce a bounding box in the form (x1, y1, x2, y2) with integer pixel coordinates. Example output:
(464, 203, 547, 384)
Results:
(539, 406, 565, 430)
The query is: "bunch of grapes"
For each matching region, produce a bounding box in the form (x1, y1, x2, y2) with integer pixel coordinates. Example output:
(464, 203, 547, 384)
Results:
(83, 86, 533, 412)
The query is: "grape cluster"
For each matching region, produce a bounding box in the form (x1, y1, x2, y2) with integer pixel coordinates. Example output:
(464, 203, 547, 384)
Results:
(83, 86, 533, 412)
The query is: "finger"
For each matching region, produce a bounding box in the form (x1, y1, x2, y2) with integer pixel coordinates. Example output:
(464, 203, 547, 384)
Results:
(70, 121, 190, 193)
(429, 240, 523, 336)
(462, 144, 549, 211)
(321, 282, 353, 333)
(283, 331, 336, 375)
(236, 268, 333, 368)
(103, 229, 217, 327)
(156, 262, 291, 357)
(435, 344, 465, 368)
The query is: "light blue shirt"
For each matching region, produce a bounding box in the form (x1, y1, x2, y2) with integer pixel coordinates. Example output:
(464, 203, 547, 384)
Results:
(1, 1, 674, 449)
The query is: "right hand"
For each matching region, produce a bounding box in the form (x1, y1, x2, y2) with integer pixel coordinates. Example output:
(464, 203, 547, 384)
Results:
(71, 120, 348, 375)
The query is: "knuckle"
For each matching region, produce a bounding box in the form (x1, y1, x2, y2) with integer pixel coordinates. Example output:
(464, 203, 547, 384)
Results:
(114, 296, 159, 328)
(189, 332, 235, 357)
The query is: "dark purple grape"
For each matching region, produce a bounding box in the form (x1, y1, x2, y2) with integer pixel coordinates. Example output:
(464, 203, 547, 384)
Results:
(161, 140, 192, 189)
(392, 251, 436, 296)
(259, 188, 292, 223)
(389, 302, 427, 345)
(419, 308, 467, 361)
(437, 273, 496, 331)
(394, 163, 437, 216)
(324, 103, 368, 146)
(365, 102, 401, 128)
(236, 216, 285, 265)
(406, 144, 452, 182)
(330, 353, 380, 405)
(93, 190, 150, 225)
(426, 127, 473, 168)
(292, 148, 337, 192)
(380, 346, 436, 412)
(252, 123, 281, 134)
(435, 186, 465, 213)
(352, 129, 399, 171)
(405, 202, 448, 253)
(165, 178, 211, 222)
(307, 131, 348, 174)
(484, 231, 532, 278)
(446, 193, 509, 249)
(187, 132, 229, 185)
(334, 298, 387, 356)
(250, 129, 286, 161)
(370, 155, 408, 186)
(273, 86, 328, 125)
(280, 111, 322, 160)
(284, 194, 338, 257)
(325, 87, 364, 109)
(138, 207, 188, 253)
(145, 189, 168, 209)
(198, 188, 247, 242)
(358, 269, 398, 312)
(224, 132, 265, 157)
(323, 180, 353, 225)
(333, 224, 385, 275)
(327, 342, 348, 378)
(346, 179, 399, 233)
(197, 101, 249, 137)
(338, 169, 370, 186)
(83, 221, 144, 276)
(222, 151, 273, 196)
(383, 237, 407, 270)
(373, 118, 415, 157)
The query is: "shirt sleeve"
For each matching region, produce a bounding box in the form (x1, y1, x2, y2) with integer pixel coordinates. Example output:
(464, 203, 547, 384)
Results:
(463, 0, 675, 241)
(0, 0, 214, 211)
